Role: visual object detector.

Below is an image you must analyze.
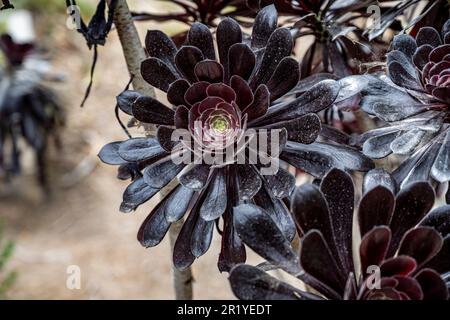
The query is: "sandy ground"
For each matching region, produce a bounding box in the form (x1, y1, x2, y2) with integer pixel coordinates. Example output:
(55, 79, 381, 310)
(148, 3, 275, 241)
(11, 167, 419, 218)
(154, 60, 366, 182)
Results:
(0, 2, 264, 299)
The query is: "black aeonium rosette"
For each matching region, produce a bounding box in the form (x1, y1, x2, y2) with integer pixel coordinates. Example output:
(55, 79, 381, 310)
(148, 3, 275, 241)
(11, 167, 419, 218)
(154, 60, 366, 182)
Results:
(99, 5, 373, 271)
(229, 168, 450, 300)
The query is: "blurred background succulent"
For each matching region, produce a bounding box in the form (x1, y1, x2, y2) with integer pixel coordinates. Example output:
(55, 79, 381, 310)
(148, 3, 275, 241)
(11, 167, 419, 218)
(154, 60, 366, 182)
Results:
(0, 12, 64, 189)
(229, 168, 450, 300)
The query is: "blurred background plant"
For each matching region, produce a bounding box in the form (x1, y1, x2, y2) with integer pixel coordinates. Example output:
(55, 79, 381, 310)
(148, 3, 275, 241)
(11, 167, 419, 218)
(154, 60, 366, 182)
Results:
(0, 221, 17, 300)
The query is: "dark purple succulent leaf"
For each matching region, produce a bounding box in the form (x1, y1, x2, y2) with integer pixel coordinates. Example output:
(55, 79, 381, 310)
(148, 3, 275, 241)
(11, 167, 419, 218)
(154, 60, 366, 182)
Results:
(141, 57, 178, 92)
(167, 79, 190, 106)
(415, 268, 449, 300)
(388, 61, 422, 91)
(138, 187, 176, 247)
(188, 22, 216, 60)
(175, 105, 189, 129)
(421, 205, 450, 237)
(343, 272, 357, 300)
(363, 168, 396, 195)
(207, 83, 236, 103)
(266, 57, 300, 102)
(156, 126, 178, 152)
(392, 34, 417, 58)
(191, 214, 215, 257)
(230, 75, 254, 109)
(397, 142, 441, 187)
(398, 226, 443, 268)
(413, 44, 434, 69)
(178, 164, 211, 190)
(243, 84, 269, 121)
(359, 226, 391, 277)
(334, 75, 370, 104)
(98, 141, 128, 165)
(253, 184, 296, 242)
(362, 130, 398, 159)
(319, 124, 350, 145)
(228, 43, 256, 81)
(300, 230, 347, 295)
(358, 186, 395, 237)
(229, 264, 319, 300)
(175, 46, 205, 83)
(429, 44, 450, 63)
(217, 17, 242, 82)
(117, 90, 141, 115)
(366, 288, 402, 300)
(393, 276, 423, 300)
(236, 164, 262, 201)
(254, 80, 340, 126)
(388, 182, 435, 256)
(320, 168, 355, 275)
(416, 27, 442, 48)
(145, 30, 178, 74)
(262, 113, 321, 145)
(431, 131, 450, 183)
(118, 137, 166, 162)
(132, 96, 175, 125)
(233, 203, 301, 275)
(433, 87, 450, 104)
(143, 157, 185, 189)
(262, 167, 295, 199)
(194, 60, 224, 83)
(200, 169, 227, 221)
(120, 177, 159, 213)
(249, 28, 293, 89)
(251, 4, 278, 49)
(164, 184, 195, 223)
(281, 141, 374, 178)
(424, 234, 450, 274)
(218, 207, 246, 273)
(380, 256, 417, 277)
(184, 81, 209, 105)
(291, 184, 342, 266)
(291, 73, 338, 95)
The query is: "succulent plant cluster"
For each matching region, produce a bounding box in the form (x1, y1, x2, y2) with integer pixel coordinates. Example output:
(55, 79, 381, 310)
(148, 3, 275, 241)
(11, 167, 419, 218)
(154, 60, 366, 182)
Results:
(92, 0, 450, 300)
(0, 35, 63, 188)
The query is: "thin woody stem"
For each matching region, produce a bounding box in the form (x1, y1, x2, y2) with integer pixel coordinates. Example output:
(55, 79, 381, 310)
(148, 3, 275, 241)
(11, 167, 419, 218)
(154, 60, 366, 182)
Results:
(107, 0, 193, 300)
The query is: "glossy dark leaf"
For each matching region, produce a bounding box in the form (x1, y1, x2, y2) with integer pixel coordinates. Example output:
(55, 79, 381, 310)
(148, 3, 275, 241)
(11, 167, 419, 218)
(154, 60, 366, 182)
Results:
(398, 227, 443, 268)
(380, 256, 417, 277)
(388, 182, 435, 256)
(217, 17, 242, 81)
(228, 43, 256, 80)
(392, 34, 417, 58)
(230, 75, 253, 109)
(188, 22, 215, 60)
(194, 60, 224, 83)
(120, 177, 159, 213)
(98, 141, 127, 165)
(156, 126, 177, 152)
(229, 264, 316, 300)
(300, 230, 347, 294)
(251, 4, 278, 49)
(421, 205, 450, 237)
(431, 131, 450, 183)
(117, 90, 141, 115)
(145, 30, 178, 73)
(263, 167, 295, 199)
(359, 226, 391, 275)
(190, 215, 215, 257)
(363, 168, 396, 195)
(143, 157, 185, 189)
(175, 46, 204, 83)
(416, 27, 442, 48)
(250, 28, 293, 89)
(415, 268, 449, 300)
(200, 169, 227, 221)
(320, 168, 355, 274)
(243, 84, 269, 121)
(167, 79, 190, 106)
(164, 184, 195, 223)
(218, 207, 246, 273)
(178, 164, 211, 190)
(358, 186, 395, 236)
(141, 57, 178, 92)
(132, 96, 175, 125)
(266, 57, 299, 101)
(118, 138, 166, 162)
(233, 203, 301, 275)
(236, 164, 262, 201)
